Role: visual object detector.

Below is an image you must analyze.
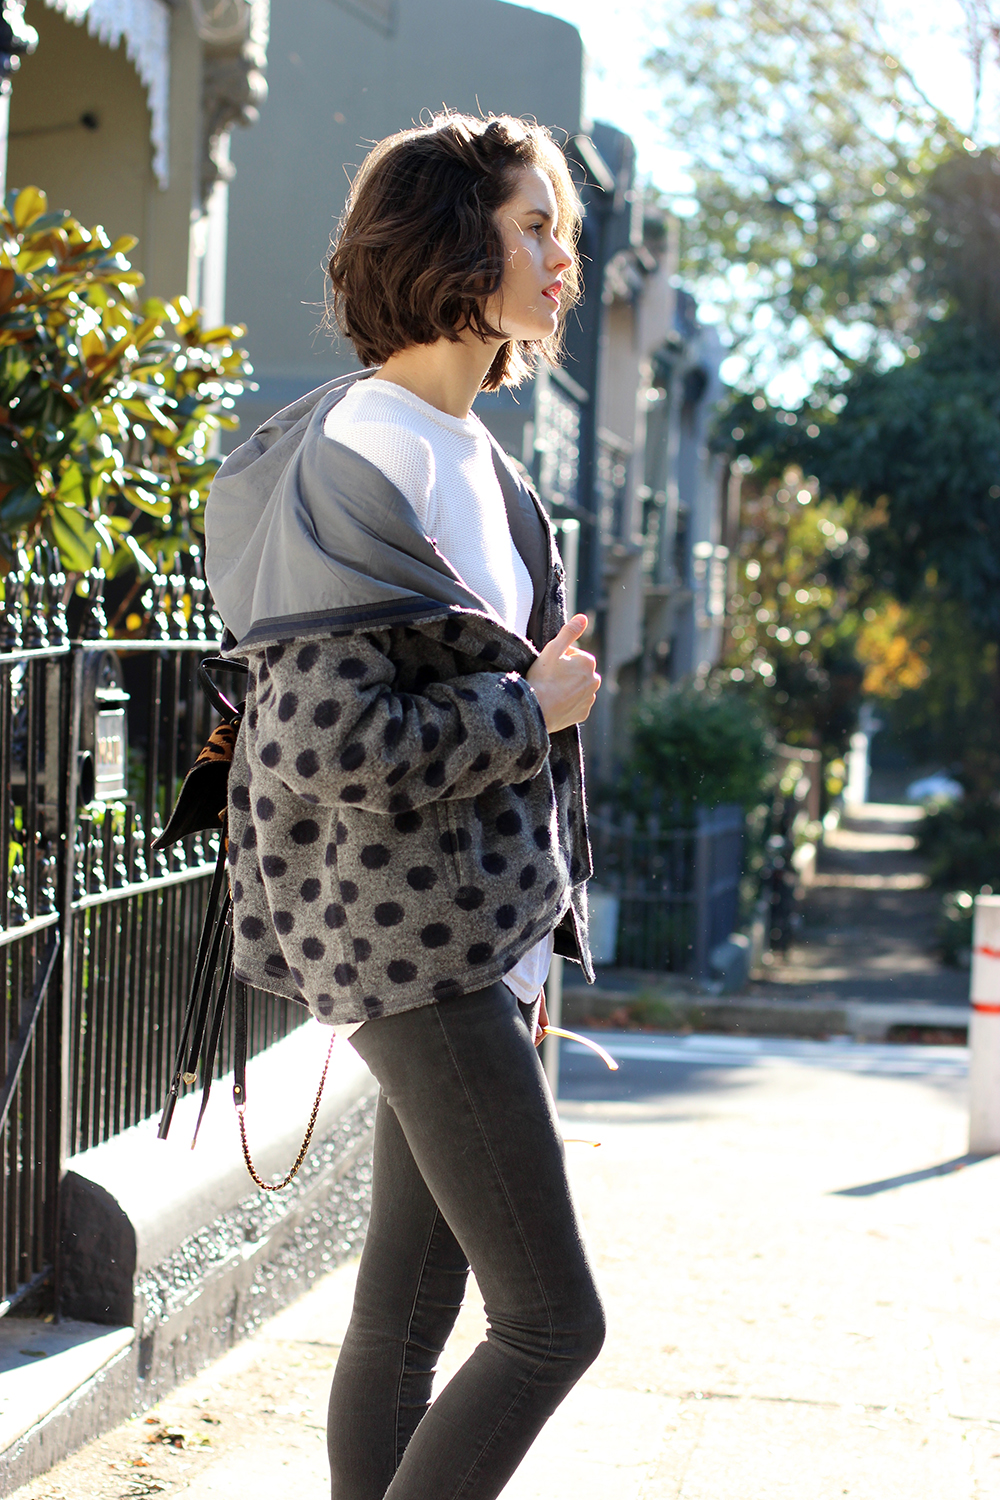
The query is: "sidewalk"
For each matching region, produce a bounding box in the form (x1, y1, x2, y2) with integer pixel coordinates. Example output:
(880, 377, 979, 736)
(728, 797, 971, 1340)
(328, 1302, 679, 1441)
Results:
(750, 803, 969, 1006)
(10, 1031, 999, 1500)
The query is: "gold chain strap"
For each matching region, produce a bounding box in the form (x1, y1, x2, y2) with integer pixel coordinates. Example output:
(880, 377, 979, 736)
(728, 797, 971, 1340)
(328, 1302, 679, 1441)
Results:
(237, 1032, 336, 1192)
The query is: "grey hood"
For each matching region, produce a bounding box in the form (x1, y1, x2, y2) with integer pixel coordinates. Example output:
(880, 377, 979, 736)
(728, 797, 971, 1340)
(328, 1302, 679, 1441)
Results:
(205, 371, 549, 651)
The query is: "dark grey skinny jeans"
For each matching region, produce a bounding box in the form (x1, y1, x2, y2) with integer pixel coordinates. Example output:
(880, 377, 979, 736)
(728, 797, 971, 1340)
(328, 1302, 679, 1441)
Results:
(327, 980, 606, 1500)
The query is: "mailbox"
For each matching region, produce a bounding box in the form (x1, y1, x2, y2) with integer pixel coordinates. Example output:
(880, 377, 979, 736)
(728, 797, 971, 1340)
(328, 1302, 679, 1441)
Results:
(79, 650, 129, 803)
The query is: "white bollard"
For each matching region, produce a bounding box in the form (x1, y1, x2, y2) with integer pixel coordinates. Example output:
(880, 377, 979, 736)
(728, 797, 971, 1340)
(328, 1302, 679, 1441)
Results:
(969, 894, 1000, 1154)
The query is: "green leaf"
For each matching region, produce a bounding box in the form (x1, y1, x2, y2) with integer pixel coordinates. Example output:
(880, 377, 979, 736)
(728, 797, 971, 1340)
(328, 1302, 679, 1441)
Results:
(0, 482, 43, 529)
(49, 502, 99, 572)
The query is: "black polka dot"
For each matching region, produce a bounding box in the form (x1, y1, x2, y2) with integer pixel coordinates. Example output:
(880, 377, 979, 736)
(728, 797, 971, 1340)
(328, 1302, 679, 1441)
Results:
(341, 743, 366, 771)
(533, 826, 552, 849)
(259, 741, 281, 768)
(544, 879, 558, 900)
(363, 996, 385, 1017)
(374, 902, 404, 927)
(266, 644, 285, 664)
(479, 642, 501, 662)
(258, 660, 271, 682)
(456, 687, 479, 703)
(291, 967, 305, 987)
(496, 905, 517, 929)
(233, 879, 244, 902)
(338, 658, 366, 679)
(482, 852, 507, 875)
(516, 747, 541, 771)
(336, 821, 349, 844)
(394, 810, 423, 834)
(360, 844, 390, 869)
(496, 809, 522, 837)
(502, 677, 524, 699)
(324, 903, 346, 929)
(519, 865, 537, 890)
(439, 828, 471, 855)
(240, 915, 265, 941)
(302, 936, 326, 961)
(388, 792, 413, 814)
(334, 963, 358, 987)
(467, 942, 493, 965)
(493, 709, 515, 739)
(262, 853, 287, 878)
(296, 642, 320, 672)
(266, 952, 288, 973)
(407, 865, 437, 891)
(387, 959, 417, 984)
(300, 878, 321, 902)
(386, 760, 410, 786)
(242, 824, 257, 849)
(325, 842, 338, 867)
(340, 784, 367, 803)
(443, 618, 462, 642)
(296, 748, 319, 778)
(316, 995, 335, 1016)
(424, 760, 446, 787)
(433, 977, 462, 998)
(256, 796, 275, 821)
(455, 885, 484, 911)
(420, 923, 451, 948)
(552, 758, 571, 784)
(274, 910, 294, 934)
(277, 691, 298, 722)
(248, 708, 259, 730)
(340, 879, 359, 903)
(290, 818, 320, 845)
(353, 937, 371, 962)
(421, 723, 440, 751)
(384, 717, 403, 750)
(314, 699, 341, 728)
(519, 920, 536, 941)
(512, 779, 533, 798)
(470, 751, 491, 773)
(231, 783, 250, 811)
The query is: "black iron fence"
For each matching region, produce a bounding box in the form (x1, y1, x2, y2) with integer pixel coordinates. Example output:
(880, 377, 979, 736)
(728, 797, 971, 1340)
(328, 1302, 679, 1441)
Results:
(0, 548, 307, 1317)
(589, 803, 744, 974)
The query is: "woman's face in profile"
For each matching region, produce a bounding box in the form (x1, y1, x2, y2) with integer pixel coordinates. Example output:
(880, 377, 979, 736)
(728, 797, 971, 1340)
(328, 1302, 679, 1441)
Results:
(489, 165, 573, 344)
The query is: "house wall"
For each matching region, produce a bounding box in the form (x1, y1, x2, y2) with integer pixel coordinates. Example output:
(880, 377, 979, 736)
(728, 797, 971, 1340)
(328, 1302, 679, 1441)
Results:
(224, 0, 583, 429)
(9, 1, 201, 301)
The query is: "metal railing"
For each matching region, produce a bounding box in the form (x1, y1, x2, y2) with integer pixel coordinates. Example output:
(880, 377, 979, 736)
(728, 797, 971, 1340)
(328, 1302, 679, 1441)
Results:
(0, 548, 308, 1316)
(590, 803, 744, 974)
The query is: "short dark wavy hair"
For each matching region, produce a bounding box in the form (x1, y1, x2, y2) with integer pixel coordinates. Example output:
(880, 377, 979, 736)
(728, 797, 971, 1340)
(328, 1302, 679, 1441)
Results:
(328, 112, 582, 391)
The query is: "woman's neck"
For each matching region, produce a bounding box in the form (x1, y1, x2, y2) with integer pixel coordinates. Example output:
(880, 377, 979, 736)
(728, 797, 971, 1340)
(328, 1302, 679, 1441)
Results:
(375, 334, 502, 420)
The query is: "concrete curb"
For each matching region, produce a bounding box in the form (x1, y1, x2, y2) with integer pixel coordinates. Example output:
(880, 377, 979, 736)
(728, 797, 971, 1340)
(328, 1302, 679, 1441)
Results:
(563, 987, 970, 1041)
(0, 1025, 378, 1495)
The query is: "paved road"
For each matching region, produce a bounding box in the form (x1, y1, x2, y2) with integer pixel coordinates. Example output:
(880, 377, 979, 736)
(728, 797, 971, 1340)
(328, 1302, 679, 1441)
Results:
(14, 1033, 999, 1500)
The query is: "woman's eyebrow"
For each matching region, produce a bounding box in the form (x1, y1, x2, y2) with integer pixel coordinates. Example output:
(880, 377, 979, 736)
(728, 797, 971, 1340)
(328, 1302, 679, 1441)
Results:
(520, 206, 553, 222)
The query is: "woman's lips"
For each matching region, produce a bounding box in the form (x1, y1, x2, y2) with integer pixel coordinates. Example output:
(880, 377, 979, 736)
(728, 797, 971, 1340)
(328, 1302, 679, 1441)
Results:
(542, 283, 562, 303)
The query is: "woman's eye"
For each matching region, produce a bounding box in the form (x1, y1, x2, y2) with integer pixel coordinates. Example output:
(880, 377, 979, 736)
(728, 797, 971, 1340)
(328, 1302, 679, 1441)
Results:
(529, 223, 544, 236)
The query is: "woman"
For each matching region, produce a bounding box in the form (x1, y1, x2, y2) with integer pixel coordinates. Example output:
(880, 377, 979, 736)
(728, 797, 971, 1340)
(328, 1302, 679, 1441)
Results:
(205, 111, 604, 1500)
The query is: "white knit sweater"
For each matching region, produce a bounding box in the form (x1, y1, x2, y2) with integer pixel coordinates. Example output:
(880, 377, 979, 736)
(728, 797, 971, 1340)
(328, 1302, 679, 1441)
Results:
(323, 378, 553, 1007)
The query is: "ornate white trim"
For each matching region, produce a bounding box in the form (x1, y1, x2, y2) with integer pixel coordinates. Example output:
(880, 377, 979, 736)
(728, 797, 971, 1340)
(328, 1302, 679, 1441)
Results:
(44, 0, 171, 189)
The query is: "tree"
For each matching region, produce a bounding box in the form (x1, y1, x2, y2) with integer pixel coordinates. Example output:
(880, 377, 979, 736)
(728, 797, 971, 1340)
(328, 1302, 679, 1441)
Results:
(0, 186, 251, 577)
(645, 0, 962, 386)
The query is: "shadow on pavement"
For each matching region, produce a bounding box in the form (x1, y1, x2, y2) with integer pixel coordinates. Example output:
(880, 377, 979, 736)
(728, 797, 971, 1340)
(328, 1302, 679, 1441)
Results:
(831, 1152, 994, 1197)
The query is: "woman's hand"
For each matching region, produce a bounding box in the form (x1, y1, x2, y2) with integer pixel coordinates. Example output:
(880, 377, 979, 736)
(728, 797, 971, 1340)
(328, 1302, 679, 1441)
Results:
(526, 614, 601, 733)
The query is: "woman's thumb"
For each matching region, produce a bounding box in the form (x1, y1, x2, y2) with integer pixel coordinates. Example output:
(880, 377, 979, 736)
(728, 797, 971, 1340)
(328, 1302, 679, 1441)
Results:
(545, 613, 588, 658)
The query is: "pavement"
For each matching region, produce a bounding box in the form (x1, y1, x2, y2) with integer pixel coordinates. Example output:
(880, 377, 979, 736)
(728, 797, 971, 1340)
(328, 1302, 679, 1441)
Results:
(11, 1029, 1000, 1500)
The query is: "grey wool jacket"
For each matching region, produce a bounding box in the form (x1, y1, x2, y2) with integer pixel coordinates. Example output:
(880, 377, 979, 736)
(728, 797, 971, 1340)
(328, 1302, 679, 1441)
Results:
(204, 370, 594, 1025)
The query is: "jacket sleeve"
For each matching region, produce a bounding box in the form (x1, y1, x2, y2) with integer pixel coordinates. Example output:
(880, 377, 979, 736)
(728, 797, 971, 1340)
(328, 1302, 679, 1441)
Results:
(249, 631, 550, 814)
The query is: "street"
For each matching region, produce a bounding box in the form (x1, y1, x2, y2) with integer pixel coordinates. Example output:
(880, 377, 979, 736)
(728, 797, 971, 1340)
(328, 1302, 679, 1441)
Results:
(13, 1030, 999, 1500)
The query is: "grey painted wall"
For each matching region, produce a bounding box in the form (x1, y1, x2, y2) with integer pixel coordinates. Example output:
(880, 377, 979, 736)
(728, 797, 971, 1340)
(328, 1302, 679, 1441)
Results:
(225, 0, 583, 433)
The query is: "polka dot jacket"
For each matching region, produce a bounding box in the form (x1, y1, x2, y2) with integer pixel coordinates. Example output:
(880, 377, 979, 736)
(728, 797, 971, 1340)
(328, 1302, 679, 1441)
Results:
(226, 603, 594, 1024)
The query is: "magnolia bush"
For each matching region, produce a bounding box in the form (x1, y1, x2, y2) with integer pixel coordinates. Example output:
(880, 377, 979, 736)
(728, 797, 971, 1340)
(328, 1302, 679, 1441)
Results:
(0, 185, 252, 577)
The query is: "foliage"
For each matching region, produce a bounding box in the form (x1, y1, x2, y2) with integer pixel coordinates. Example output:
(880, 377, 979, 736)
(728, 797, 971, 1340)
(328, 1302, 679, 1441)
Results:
(721, 471, 874, 755)
(936, 889, 975, 968)
(854, 598, 930, 698)
(614, 683, 773, 817)
(645, 0, 960, 384)
(0, 186, 252, 575)
(918, 797, 1000, 889)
